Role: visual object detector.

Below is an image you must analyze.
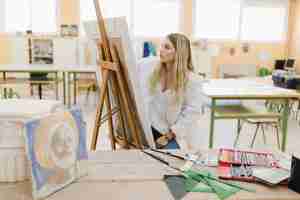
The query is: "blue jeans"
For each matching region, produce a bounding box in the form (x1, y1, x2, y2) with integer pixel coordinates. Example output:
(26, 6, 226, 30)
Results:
(151, 127, 180, 149)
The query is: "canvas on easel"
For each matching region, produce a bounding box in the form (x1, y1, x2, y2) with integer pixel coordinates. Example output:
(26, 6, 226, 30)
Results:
(89, 0, 154, 150)
(101, 17, 154, 147)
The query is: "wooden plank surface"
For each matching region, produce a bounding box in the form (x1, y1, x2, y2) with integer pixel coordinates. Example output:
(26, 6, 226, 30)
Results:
(0, 99, 62, 119)
(0, 64, 60, 72)
(0, 64, 97, 73)
(0, 150, 299, 200)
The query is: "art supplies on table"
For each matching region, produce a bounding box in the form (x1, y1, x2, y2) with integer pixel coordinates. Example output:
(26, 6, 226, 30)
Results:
(164, 175, 188, 200)
(141, 150, 255, 200)
(219, 148, 277, 167)
(274, 151, 292, 170)
(218, 164, 255, 182)
(185, 151, 219, 167)
(218, 149, 279, 182)
(252, 167, 290, 186)
(148, 149, 218, 168)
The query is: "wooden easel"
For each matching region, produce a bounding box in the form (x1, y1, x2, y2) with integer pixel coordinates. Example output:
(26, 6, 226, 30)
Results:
(90, 0, 144, 151)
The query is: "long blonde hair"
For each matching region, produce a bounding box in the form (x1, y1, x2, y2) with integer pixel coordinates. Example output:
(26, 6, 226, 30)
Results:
(149, 33, 194, 96)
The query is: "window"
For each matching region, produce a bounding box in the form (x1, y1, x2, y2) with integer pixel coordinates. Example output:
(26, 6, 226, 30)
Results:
(80, 0, 181, 37)
(3, 0, 57, 33)
(241, 1, 287, 42)
(31, 0, 57, 33)
(194, 0, 288, 42)
(80, 0, 131, 35)
(194, 0, 241, 39)
(5, 0, 31, 33)
(0, 1, 4, 32)
(133, 0, 181, 37)
(80, 0, 131, 22)
(80, 0, 96, 22)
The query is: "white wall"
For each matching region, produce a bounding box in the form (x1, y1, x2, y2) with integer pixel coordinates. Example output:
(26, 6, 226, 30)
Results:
(0, 1, 5, 32)
(53, 38, 79, 65)
(8, 36, 80, 66)
(219, 64, 257, 78)
(192, 46, 212, 78)
(11, 37, 28, 64)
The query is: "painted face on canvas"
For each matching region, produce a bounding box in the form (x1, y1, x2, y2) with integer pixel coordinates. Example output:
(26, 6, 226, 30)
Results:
(159, 38, 176, 64)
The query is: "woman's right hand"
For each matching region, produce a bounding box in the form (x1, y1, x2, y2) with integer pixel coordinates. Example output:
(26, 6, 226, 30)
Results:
(156, 135, 169, 148)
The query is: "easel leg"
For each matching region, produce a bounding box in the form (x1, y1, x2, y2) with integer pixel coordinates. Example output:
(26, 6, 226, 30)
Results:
(104, 84, 116, 150)
(91, 71, 109, 150)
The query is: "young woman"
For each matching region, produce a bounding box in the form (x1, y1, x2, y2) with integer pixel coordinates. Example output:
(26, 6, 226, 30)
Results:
(141, 33, 203, 150)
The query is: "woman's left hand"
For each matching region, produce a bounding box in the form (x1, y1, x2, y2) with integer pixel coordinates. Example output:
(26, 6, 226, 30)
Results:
(155, 130, 176, 148)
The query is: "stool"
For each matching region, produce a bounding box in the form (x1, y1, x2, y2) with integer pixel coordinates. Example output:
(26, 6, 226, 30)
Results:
(0, 80, 21, 99)
(234, 118, 281, 149)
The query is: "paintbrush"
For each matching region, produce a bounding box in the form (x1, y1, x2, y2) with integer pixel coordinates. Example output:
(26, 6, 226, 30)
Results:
(149, 148, 186, 160)
(141, 150, 255, 193)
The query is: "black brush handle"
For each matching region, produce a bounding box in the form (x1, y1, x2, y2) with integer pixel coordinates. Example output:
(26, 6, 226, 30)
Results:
(142, 150, 170, 166)
(150, 148, 185, 160)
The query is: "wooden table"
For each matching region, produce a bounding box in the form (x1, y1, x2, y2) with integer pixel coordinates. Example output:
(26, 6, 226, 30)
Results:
(0, 64, 98, 106)
(0, 64, 61, 100)
(0, 150, 299, 200)
(63, 65, 97, 107)
(201, 79, 300, 152)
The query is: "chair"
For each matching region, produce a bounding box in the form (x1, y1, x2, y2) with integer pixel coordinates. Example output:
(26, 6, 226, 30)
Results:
(0, 78, 21, 99)
(294, 90, 300, 125)
(78, 78, 98, 104)
(288, 99, 300, 120)
(29, 73, 57, 99)
(266, 99, 297, 120)
(234, 117, 281, 149)
(70, 73, 98, 105)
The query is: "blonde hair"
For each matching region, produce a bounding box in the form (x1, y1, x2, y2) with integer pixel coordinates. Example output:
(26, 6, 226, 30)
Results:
(149, 33, 194, 96)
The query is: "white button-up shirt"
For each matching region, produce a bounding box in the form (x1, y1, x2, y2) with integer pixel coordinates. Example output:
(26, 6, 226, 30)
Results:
(138, 57, 203, 150)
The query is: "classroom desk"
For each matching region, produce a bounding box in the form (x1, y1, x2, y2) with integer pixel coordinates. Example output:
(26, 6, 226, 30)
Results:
(63, 65, 98, 107)
(0, 64, 98, 106)
(0, 150, 299, 200)
(201, 79, 300, 152)
(0, 64, 61, 100)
